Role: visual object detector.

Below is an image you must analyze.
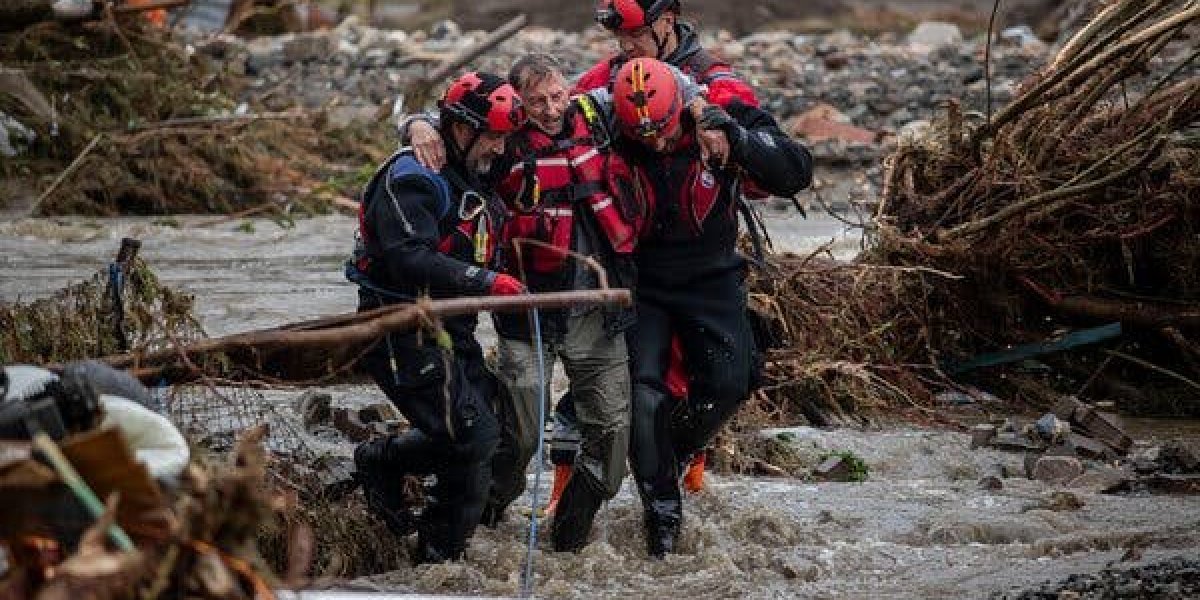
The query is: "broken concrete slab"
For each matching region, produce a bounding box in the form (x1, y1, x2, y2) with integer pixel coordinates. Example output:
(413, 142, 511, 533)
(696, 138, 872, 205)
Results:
(1050, 397, 1132, 455)
(1032, 456, 1085, 484)
(1067, 433, 1114, 461)
(1073, 405, 1132, 454)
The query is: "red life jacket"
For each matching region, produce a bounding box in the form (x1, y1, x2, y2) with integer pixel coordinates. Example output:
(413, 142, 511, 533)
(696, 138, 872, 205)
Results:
(496, 95, 645, 275)
(635, 134, 733, 241)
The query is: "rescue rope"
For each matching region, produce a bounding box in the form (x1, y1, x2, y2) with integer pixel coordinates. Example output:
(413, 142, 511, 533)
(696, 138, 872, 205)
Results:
(519, 305, 548, 598)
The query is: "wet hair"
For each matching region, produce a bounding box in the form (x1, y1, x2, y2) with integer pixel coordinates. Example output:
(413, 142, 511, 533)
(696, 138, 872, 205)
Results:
(507, 53, 565, 93)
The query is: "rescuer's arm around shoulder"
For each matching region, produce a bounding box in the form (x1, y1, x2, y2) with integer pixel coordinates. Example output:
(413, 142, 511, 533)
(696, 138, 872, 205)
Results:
(699, 101, 814, 196)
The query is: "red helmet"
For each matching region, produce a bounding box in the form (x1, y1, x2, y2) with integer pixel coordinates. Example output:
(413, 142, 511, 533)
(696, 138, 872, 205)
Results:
(595, 0, 678, 31)
(439, 71, 526, 134)
(612, 58, 683, 141)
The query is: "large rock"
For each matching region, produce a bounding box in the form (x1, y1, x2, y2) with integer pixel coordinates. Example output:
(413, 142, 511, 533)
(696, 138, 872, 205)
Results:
(907, 22, 963, 51)
(1032, 455, 1085, 484)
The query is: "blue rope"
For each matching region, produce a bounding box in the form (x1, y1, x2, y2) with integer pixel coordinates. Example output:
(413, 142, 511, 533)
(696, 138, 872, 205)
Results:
(520, 306, 547, 598)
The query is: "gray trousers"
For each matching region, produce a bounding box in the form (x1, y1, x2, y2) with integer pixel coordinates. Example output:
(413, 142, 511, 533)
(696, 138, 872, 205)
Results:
(487, 308, 630, 515)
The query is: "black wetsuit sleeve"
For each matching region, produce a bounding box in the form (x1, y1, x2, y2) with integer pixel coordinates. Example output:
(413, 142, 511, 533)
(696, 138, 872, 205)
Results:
(366, 175, 496, 294)
(722, 102, 814, 196)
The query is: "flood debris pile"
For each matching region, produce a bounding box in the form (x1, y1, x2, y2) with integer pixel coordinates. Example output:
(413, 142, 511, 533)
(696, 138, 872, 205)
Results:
(745, 0, 1198, 428)
(0, 239, 202, 365)
(0, 15, 387, 216)
(725, 1, 1199, 474)
(867, 0, 1200, 413)
(745, 256, 941, 428)
(0, 418, 293, 598)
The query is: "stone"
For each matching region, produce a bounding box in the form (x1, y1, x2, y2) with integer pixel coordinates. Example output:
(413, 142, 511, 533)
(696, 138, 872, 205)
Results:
(1035, 413, 1071, 444)
(332, 407, 386, 442)
(358, 402, 400, 424)
(979, 475, 1003, 490)
(814, 455, 851, 481)
(907, 22, 963, 51)
(281, 32, 335, 64)
(1032, 456, 1085, 484)
(788, 104, 877, 145)
(1159, 439, 1200, 474)
(294, 390, 332, 428)
(970, 424, 998, 448)
(1053, 396, 1083, 420)
(1068, 466, 1132, 493)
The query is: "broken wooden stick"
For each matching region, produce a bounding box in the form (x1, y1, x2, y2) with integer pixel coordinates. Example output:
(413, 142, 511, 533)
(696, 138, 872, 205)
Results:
(94, 288, 630, 384)
(424, 14, 528, 84)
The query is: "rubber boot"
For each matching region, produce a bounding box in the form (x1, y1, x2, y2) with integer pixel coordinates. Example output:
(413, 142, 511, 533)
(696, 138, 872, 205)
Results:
(353, 438, 417, 536)
(682, 452, 706, 493)
(544, 463, 573, 517)
(551, 471, 605, 552)
(644, 511, 681, 559)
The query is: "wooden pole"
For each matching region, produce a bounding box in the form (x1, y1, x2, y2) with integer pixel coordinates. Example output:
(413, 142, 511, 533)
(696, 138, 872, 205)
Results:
(424, 14, 528, 83)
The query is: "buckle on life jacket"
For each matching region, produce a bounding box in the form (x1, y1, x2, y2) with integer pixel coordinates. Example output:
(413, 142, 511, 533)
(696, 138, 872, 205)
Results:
(459, 190, 485, 220)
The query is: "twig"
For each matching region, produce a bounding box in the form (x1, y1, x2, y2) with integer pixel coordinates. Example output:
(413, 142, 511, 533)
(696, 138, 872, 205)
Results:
(510, 237, 611, 289)
(984, 0, 1001, 128)
(30, 133, 103, 216)
(192, 202, 282, 228)
(944, 128, 1164, 239)
(1105, 349, 1200, 393)
(130, 110, 309, 131)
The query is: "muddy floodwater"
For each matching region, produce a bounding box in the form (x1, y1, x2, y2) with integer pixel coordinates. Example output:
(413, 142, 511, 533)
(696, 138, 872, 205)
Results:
(3, 213, 1198, 599)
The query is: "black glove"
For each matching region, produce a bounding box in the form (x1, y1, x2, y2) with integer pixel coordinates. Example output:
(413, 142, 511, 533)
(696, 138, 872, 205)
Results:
(697, 104, 746, 158)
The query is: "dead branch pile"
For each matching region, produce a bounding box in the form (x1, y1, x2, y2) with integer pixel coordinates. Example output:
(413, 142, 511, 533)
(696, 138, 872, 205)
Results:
(736, 1, 1200, 441)
(0, 256, 203, 365)
(0, 15, 388, 216)
(744, 255, 948, 427)
(867, 0, 1200, 412)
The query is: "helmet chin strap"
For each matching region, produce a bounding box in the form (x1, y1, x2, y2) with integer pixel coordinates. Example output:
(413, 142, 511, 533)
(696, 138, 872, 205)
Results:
(445, 122, 487, 187)
(651, 21, 674, 60)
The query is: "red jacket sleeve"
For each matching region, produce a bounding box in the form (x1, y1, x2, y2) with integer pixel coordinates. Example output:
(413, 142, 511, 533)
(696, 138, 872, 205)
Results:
(573, 58, 616, 94)
(701, 64, 761, 109)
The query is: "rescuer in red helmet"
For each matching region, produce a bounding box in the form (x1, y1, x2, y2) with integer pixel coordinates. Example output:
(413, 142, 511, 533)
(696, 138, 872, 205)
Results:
(610, 57, 813, 558)
(348, 71, 527, 564)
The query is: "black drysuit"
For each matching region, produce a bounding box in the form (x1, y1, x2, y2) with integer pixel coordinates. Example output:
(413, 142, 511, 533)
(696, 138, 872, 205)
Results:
(350, 150, 504, 563)
(623, 103, 813, 556)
